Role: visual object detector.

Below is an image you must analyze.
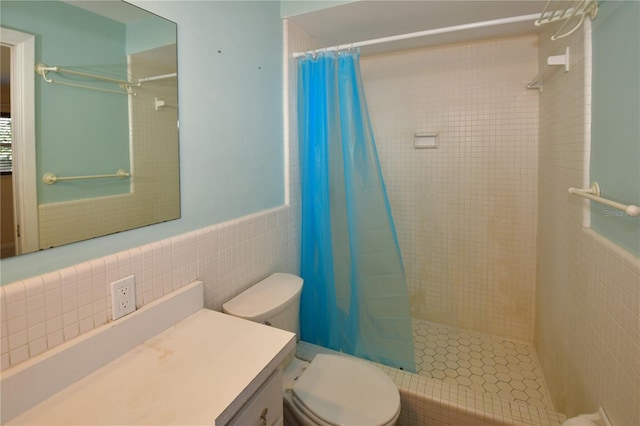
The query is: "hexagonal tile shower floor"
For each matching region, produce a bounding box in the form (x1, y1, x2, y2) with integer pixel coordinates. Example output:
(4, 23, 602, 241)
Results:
(413, 319, 554, 410)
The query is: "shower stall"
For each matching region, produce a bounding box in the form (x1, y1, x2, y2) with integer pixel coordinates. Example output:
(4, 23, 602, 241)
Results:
(290, 18, 554, 420)
(286, 1, 639, 425)
(360, 34, 542, 396)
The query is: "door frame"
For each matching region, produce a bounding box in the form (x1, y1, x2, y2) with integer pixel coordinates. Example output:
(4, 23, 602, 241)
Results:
(1, 27, 38, 254)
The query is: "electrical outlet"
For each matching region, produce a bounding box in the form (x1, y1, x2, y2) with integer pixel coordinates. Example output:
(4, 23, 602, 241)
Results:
(110, 275, 136, 320)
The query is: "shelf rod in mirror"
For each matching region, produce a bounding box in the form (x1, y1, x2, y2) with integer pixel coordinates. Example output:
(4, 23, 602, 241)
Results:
(35, 63, 139, 94)
(36, 63, 137, 86)
(43, 169, 130, 185)
(138, 73, 177, 83)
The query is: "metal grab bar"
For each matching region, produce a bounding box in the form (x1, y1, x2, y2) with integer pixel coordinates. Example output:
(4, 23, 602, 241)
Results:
(43, 169, 130, 185)
(138, 73, 177, 83)
(568, 182, 640, 217)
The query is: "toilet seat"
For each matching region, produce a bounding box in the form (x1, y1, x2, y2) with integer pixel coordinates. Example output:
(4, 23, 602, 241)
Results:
(292, 354, 400, 426)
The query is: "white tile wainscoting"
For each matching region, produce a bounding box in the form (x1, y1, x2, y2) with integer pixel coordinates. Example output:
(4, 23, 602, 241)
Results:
(0, 205, 299, 371)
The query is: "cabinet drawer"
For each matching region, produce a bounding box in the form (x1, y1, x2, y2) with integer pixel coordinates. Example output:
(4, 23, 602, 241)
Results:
(228, 368, 283, 426)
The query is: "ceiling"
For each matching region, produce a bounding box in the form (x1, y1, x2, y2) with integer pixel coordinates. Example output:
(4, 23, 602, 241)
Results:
(287, 0, 549, 56)
(60, 0, 151, 24)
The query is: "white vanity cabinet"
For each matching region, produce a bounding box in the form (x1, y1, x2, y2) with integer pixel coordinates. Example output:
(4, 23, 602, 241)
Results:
(228, 369, 284, 426)
(3, 282, 296, 425)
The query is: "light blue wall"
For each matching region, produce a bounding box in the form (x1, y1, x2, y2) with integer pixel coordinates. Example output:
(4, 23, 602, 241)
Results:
(1, 1, 130, 204)
(590, 0, 640, 256)
(1, 0, 284, 284)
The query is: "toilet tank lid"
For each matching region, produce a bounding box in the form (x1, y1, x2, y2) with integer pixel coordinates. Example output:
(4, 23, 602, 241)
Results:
(222, 273, 303, 321)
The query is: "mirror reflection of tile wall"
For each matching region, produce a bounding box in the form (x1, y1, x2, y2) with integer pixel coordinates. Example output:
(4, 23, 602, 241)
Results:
(38, 44, 179, 249)
(129, 44, 180, 227)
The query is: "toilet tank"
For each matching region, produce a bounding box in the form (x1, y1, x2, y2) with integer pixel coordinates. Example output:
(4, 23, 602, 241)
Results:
(222, 273, 303, 339)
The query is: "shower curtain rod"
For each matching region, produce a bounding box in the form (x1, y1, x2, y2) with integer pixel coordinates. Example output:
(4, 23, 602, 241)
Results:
(293, 13, 541, 58)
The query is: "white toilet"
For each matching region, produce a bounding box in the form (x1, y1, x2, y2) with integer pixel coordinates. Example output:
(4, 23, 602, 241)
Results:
(222, 273, 401, 426)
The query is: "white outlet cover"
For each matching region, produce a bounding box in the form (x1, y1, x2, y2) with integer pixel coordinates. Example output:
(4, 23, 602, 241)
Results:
(110, 275, 136, 320)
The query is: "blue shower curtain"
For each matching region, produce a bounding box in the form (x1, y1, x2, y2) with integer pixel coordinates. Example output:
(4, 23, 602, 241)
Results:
(297, 49, 416, 372)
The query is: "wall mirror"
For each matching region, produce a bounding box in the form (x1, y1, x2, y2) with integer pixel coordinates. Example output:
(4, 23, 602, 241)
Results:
(0, 0, 180, 259)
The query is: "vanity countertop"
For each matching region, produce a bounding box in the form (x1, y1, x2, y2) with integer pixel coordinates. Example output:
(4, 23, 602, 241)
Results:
(7, 309, 296, 425)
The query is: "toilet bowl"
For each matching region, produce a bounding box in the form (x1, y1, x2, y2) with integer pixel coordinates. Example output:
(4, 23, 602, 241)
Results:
(223, 273, 402, 426)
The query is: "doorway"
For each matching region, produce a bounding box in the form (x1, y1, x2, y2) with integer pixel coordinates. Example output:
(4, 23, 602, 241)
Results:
(0, 27, 38, 257)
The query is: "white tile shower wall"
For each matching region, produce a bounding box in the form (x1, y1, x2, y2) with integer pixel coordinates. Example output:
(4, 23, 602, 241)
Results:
(535, 22, 640, 425)
(360, 36, 540, 342)
(0, 205, 297, 370)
